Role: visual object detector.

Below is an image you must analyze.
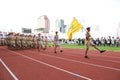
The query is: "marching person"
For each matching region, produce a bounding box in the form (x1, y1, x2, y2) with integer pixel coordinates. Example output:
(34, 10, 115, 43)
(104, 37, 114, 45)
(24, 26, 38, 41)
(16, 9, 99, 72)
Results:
(33, 35, 38, 48)
(85, 27, 106, 58)
(8, 32, 16, 49)
(37, 33, 45, 52)
(15, 33, 22, 49)
(44, 36, 48, 49)
(54, 31, 63, 53)
(21, 34, 27, 49)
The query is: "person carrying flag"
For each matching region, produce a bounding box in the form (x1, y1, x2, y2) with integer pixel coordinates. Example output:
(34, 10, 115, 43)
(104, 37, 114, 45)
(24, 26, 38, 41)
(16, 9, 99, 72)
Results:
(84, 27, 106, 58)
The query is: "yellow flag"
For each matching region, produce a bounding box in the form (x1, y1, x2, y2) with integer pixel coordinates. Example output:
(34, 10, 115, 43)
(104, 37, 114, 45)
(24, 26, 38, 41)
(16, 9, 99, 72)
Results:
(68, 33, 72, 40)
(67, 17, 83, 40)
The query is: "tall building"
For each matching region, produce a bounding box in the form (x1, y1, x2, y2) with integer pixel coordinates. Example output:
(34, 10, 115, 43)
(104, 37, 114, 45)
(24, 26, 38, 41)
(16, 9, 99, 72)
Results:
(55, 19, 66, 33)
(35, 15, 50, 33)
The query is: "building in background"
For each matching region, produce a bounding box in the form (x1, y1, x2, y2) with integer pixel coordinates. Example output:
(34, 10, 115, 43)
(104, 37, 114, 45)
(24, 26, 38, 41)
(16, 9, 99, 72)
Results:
(63, 25, 67, 33)
(55, 19, 66, 33)
(22, 28, 32, 34)
(34, 15, 50, 34)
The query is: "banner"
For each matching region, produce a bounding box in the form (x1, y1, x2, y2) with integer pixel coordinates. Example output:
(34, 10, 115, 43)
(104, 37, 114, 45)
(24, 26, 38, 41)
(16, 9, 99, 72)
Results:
(67, 17, 83, 40)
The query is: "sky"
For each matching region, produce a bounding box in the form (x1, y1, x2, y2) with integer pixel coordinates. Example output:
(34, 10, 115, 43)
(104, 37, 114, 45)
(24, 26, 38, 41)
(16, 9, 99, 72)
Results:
(0, 0, 120, 38)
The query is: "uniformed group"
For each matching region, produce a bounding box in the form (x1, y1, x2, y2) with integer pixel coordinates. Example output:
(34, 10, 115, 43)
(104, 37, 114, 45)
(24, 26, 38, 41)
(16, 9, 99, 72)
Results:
(5, 32, 53, 50)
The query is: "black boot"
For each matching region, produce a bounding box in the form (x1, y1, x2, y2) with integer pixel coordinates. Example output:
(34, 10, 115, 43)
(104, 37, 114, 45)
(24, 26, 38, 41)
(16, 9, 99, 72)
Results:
(100, 50, 106, 53)
(84, 56, 89, 58)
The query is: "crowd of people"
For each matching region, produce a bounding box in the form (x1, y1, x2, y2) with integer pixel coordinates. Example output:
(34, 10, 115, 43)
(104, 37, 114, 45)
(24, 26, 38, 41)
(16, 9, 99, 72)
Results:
(61, 36, 120, 47)
(0, 32, 63, 53)
(0, 30, 119, 58)
(0, 32, 52, 50)
(0, 33, 120, 48)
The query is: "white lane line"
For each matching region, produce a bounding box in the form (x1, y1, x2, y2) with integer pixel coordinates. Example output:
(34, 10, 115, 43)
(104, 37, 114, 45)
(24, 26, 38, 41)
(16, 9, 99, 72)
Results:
(8, 50, 92, 80)
(40, 50, 120, 63)
(0, 58, 19, 80)
(50, 50, 120, 62)
(77, 53, 120, 59)
(38, 49, 120, 63)
(65, 49, 120, 59)
(64, 53, 120, 63)
(29, 51, 120, 72)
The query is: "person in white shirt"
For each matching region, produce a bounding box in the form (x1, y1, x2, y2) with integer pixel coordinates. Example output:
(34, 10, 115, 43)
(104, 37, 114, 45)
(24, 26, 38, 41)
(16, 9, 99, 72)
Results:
(54, 31, 63, 53)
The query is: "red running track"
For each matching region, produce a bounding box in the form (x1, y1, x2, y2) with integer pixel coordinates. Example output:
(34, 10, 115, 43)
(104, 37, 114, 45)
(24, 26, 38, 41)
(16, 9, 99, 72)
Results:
(0, 46, 120, 80)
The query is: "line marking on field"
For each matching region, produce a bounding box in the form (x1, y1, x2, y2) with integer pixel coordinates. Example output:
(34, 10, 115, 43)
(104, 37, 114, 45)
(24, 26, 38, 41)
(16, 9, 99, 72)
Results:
(70, 52, 120, 59)
(63, 53, 120, 63)
(65, 48, 120, 59)
(39, 50, 120, 63)
(0, 58, 19, 80)
(8, 50, 92, 80)
(29, 51, 120, 72)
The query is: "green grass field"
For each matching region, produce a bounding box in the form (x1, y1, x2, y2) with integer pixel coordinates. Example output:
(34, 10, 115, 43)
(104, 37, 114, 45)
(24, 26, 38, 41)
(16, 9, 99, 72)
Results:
(61, 43, 120, 51)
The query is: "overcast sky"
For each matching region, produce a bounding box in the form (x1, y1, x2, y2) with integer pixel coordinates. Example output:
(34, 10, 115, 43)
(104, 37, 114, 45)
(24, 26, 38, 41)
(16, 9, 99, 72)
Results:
(0, 0, 120, 38)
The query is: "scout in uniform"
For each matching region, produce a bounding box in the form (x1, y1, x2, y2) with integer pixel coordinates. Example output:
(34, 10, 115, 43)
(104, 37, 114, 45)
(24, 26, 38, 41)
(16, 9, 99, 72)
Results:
(8, 32, 16, 49)
(33, 35, 38, 48)
(37, 33, 45, 52)
(15, 33, 22, 49)
(84, 27, 106, 58)
(54, 31, 63, 53)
